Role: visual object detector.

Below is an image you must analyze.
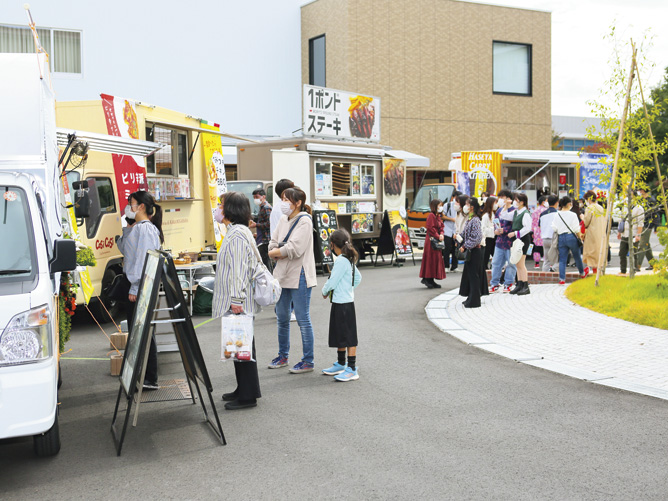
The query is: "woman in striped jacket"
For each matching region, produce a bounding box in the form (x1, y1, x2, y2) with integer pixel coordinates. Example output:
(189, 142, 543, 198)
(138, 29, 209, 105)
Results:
(212, 192, 262, 410)
(459, 197, 488, 308)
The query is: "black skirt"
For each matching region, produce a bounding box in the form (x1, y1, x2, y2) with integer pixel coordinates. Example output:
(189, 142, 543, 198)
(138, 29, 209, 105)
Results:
(329, 302, 358, 348)
(520, 233, 533, 254)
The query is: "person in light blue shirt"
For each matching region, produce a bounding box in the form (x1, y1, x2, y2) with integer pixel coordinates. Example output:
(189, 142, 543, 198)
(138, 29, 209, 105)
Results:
(321, 229, 362, 382)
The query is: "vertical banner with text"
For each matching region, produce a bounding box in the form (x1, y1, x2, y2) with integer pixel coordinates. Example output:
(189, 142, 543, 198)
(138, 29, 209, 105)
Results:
(201, 121, 227, 251)
(100, 94, 148, 211)
(382, 158, 406, 212)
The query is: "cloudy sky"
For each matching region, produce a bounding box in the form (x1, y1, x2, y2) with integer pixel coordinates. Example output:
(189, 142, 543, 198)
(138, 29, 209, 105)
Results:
(473, 0, 668, 117)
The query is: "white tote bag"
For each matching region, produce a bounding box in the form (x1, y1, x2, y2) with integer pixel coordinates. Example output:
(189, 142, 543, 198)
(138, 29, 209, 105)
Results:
(244, 233, 282, 306)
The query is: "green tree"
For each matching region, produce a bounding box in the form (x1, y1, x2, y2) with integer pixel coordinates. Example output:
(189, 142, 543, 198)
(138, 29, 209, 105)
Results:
(586, 28, 668, 278)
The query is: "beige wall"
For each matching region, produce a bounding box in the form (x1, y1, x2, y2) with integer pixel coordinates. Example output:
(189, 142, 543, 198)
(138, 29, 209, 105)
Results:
(301, 0, 551, 171)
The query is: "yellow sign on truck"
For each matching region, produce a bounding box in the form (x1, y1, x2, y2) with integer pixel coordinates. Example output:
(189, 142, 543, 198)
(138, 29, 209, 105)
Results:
(56, 98, 236, 320)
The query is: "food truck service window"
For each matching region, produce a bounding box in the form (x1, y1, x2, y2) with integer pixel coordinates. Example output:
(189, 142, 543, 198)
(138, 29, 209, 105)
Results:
(315, 162, 376, 198)
(146, 124, 189, 177)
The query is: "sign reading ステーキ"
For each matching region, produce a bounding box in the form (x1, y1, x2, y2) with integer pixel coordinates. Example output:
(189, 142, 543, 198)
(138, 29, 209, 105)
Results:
(303, 85, 381, 142)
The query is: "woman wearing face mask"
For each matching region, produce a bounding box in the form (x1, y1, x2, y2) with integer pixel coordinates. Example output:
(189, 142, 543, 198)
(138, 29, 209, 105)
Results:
(505, 193, 532, 295)
(530, 196, 548, 269)
(459, 198, 488, 308)
(581, 190, 606, 272)
(419, 199, 446, 289)
(480, 196, 497, 270)
(212, 191, 262, 410)
(267, 187, 317, 373)
(116, 190, 164, 390)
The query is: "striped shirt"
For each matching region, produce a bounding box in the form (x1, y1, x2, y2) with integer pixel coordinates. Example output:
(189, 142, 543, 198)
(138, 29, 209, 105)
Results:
(212, 224, 261, 318)
(116, 220, 161, 295)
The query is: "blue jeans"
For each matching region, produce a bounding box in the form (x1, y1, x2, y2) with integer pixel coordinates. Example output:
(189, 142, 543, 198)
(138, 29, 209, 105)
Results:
(558, 233, 584, 280)
(490, 246, 516, 286)
(276, 270, 314, 364)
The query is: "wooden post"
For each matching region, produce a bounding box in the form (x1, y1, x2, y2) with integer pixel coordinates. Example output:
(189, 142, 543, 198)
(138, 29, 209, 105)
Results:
(595, 45, 637, 286)
(632, 55, 668, 225)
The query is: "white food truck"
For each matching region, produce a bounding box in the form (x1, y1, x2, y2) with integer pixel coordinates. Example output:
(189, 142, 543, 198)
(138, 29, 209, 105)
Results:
(0, 52, 161, 456)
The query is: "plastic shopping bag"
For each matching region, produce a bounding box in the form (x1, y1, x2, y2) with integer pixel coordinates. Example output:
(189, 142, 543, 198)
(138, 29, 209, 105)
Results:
(221, 313, 254, 362)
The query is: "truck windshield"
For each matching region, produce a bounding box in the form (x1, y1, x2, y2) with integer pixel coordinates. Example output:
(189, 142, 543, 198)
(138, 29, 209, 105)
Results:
(227, 182, 265, 217)
(0, 187, 36, 279)
(411, 185, 455, 211)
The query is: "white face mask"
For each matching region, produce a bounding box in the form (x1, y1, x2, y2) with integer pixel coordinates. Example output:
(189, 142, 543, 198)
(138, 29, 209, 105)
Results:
(125, 204, 137, 219)
(463, 205, 470, 214)
(454, 203, 461, 212)
(543, 202, 549, 208)
(481, 197, 487, 205)
(497, 198, 505, 207)
(437, 205, 444, 213)
(512, 200, 519, 208)
(253, 198, 262, 206)
(281, 201, 294, 216)
(492, 202, 499, 211)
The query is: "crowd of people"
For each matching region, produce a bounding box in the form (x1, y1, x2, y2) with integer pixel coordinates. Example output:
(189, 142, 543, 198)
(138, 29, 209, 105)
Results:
(114, 179, 661, 410)
(415, 188, 650, 305)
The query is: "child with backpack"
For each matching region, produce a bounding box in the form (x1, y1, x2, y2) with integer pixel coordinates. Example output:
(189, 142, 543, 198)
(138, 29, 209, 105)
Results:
(321, 229, 362, 381)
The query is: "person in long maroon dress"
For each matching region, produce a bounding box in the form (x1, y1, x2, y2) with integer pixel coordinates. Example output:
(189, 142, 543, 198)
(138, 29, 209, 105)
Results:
(419, 199, 447, 289)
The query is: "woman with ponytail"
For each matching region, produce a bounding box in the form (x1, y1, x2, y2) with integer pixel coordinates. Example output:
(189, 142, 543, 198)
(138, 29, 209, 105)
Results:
(321, 229, 362, 381)
(116, 190, 163, 390)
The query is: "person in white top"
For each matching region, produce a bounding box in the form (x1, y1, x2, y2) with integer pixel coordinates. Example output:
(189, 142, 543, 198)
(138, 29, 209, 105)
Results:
(480, 196, 497, 270)
(551, 196, 589, 284)
(616, 202, 645, 274)
(505, 193, 533, 295)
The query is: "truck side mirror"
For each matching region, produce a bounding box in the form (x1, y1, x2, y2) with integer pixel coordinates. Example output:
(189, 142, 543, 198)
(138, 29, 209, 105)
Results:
(72, 181, 90, 218)
(50, 239, 77, 274)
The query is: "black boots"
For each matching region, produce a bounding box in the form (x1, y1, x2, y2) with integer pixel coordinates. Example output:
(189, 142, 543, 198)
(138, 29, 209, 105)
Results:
(509, 281, 530, 295)
(421, 278, 441, 289)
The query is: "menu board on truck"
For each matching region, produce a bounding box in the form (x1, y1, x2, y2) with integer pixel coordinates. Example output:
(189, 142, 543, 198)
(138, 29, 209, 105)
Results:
(313, 210, 338, 266)
(351, 213, 374, 234)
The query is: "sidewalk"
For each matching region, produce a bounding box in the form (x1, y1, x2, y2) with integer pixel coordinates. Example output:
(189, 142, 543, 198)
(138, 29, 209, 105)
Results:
(426, 283, 668, 401)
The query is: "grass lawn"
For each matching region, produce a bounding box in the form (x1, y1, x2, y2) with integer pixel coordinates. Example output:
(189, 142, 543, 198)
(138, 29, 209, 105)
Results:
(566, 275, 668, 331)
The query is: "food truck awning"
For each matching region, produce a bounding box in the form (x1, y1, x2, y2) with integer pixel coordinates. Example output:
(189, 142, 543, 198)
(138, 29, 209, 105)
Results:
(143, 120, 261, 144)
(305, 142, 386, 157)
(450, 150, 584, 168)
(385, 149, 430, 169)
(56, 128, 165, 157)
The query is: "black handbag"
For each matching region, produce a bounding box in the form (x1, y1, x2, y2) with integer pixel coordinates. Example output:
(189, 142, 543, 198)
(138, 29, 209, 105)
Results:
(105, 273, 131, 301)
(457, 246, 471, 262)
(430, 237, 445, 251)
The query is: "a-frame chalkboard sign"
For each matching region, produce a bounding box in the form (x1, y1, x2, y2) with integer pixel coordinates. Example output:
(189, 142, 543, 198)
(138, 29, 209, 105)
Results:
(111, 250, 225, 456)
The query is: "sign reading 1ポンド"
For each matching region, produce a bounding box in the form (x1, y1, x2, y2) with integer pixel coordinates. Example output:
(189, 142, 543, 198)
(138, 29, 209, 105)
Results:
(303, 85, 381, 142)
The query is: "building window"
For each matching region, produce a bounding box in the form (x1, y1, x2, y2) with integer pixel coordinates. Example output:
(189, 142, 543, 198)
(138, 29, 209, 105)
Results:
(493, 41, 531, 96)
(309, 34, 326, 87)
(146, 124, 189, 177)
(0, 24, 82, 75)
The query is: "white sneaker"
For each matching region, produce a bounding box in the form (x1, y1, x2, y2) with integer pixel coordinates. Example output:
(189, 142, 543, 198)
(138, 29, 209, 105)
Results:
(290, 312, 297, 322)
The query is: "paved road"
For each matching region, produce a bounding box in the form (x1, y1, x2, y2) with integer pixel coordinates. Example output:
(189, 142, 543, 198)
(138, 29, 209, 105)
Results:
(2, 261, 668, 500)
(434, 284, 668, 397)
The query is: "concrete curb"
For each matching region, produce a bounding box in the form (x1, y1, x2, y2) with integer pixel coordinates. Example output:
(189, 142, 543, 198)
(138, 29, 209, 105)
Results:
(425, 288, 668, 402)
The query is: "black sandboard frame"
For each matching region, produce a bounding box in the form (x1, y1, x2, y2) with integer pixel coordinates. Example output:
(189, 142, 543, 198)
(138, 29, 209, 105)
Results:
(111, 250, 225, 456)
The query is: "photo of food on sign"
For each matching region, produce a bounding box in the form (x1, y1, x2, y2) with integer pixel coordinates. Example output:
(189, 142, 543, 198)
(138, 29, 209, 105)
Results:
(388, 210, 413, 257)
(123, 100, 139, 139)
(383, 159, 404, 197)
(320, 229, 328, 241)
(321, 213, 329, 226)
(322, 245, 331, 259)
(348, 95, 376, 139)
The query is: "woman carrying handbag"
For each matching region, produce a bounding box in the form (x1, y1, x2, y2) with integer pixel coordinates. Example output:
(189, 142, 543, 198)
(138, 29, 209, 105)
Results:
(419, 199, 446, 289)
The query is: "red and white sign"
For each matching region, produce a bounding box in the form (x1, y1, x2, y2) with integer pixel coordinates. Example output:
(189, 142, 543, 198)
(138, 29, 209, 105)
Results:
(100, 94, 148, 211)
(559, 172, 567, 185)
